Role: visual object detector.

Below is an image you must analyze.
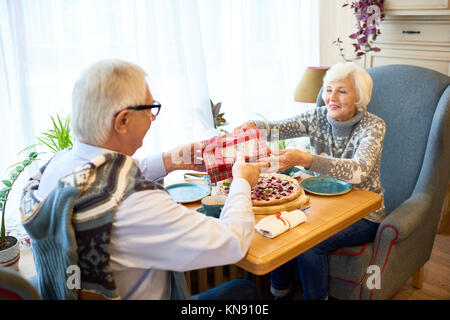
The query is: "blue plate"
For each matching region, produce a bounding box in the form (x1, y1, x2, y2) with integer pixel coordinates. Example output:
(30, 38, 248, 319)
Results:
(278, 166, 302, 177)
(166, 183, 210, 203)
(300, 177, 351, 196)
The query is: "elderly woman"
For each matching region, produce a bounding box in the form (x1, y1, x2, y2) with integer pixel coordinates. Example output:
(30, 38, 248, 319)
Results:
(238, 62, 386, 300)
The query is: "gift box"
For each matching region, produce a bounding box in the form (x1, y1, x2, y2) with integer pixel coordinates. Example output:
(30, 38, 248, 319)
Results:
(201, 127, 270, 183)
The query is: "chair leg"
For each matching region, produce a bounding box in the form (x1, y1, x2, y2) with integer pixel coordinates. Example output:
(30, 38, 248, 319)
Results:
(185, 271, 191, 294)
(213, 267, 224, 286)
(198, 269, 208, 293)
(230, 265, 239, 280)
(411, 266, 424, 289)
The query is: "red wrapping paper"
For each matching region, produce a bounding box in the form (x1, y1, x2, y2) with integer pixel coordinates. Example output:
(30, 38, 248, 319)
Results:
(201, 127, 270, 183)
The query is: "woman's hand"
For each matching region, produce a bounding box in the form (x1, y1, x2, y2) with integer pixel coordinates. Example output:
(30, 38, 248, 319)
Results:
(233, 121, 257, 132)
(258, 149, 313, 173)
(163, 142, 206, 173)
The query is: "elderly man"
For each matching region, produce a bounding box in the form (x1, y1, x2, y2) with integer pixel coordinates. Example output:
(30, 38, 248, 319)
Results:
(21, 59, 267, 300)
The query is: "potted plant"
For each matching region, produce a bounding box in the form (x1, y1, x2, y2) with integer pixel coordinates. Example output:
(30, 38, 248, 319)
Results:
(211, 99, 229, 135)
(0, 151, 39, 270)
(0, 113, 73, 270)
(334, 0, 385, 61)
(37, 114, 73, 153)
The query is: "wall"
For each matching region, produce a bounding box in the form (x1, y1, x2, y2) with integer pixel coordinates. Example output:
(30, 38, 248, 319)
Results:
(318, 0, 364, 68)
(319, 1, 450, 232)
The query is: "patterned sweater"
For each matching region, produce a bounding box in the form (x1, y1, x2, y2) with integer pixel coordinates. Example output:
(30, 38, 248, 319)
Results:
(255, 106, 386, 223)
(20, 152, 190, 300)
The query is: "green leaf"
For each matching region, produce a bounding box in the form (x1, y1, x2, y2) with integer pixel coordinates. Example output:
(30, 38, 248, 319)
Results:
(253, 112, 269, 124)
(7, 161, 22, 170)
(29, 151, 39, 159)
(18, 144, 39, 155)
(1, 180, 11, 187)
(22, 159, 32, 166)
(36, 113, 73, 154)
(15, 166, 24, 172)
(10, 173, 18, 180)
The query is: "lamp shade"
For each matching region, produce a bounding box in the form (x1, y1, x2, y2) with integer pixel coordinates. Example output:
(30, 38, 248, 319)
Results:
(294, 67, 329, 103)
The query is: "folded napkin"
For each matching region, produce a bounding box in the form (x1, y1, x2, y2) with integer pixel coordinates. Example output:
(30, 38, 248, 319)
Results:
(255, 210, 307, 238)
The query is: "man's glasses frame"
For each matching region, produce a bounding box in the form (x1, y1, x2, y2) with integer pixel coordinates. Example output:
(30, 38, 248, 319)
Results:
(115, 101, 161, 117)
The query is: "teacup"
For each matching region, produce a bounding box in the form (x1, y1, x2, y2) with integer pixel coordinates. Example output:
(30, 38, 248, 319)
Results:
(201, 195, 227, 218)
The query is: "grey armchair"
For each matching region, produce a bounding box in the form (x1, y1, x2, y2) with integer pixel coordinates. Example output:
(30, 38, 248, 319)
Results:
(316, 65, 450, 300)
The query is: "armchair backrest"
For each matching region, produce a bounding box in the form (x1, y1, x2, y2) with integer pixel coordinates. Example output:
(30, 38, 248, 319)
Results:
(317, 65, 450, 215)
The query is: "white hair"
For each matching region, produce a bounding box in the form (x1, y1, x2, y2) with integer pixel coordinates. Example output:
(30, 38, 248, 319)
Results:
(322, 62, 373, 111)
(71, 59, 148, 146)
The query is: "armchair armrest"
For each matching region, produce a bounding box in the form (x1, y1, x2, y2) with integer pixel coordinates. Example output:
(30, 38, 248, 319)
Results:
(359, 193, 434, 299)
(377, 192, 432, 244)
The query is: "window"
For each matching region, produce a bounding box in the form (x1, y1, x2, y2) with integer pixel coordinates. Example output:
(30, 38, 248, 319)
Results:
(0, 0, 318, 231)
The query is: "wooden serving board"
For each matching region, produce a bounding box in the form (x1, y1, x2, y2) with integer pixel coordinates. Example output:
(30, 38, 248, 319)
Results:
(252, 190, 310, 215)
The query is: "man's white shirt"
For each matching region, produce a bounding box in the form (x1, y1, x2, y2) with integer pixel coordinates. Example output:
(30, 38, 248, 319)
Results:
(36, 141, 255, 299)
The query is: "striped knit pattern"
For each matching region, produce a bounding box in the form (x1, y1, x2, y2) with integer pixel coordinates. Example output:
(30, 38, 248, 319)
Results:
(20, 152, 167, 299)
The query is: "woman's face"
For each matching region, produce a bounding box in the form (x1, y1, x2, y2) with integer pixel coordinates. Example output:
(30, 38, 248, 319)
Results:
(322, 75, 358, 122)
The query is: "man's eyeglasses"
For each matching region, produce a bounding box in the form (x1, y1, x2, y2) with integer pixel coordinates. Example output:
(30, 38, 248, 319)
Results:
(115, 101, 161, 117)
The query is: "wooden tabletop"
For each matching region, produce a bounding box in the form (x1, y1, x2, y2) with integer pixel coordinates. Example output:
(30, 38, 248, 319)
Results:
(19, 172, 382, 280)
(184, 173, 382, 276)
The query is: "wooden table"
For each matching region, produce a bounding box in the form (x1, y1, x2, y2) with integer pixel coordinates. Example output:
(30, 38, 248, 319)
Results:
(18, 171, 382, 294)
(184, 173, 382, 276)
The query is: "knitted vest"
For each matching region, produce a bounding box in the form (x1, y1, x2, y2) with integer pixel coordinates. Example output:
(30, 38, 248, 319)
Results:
(20, 152, 190, 300)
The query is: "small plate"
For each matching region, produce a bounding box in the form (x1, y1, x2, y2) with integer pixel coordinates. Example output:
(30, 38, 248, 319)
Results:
(166, 183, 210, 203)
(300, 176, 351, 196)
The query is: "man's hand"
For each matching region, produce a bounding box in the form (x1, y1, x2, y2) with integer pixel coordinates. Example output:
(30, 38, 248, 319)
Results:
(163, 142, 206, 174)
(257, 149, 313, 173)
(232, 152, 269, 188)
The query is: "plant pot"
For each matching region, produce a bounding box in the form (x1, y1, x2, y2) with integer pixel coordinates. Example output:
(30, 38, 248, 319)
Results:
(0, 236, 20, 271)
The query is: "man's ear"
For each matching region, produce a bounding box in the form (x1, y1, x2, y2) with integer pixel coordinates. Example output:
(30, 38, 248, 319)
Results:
(113, 110, 131, 134)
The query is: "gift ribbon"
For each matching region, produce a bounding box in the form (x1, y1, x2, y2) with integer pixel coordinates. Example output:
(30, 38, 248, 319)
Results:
(203, 127, 264, 163)
(275, 211, 291, 230)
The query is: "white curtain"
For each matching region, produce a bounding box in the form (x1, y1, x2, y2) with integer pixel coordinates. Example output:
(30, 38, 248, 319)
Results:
(198, 0, 320, 125)
(0, 0, 318, 228)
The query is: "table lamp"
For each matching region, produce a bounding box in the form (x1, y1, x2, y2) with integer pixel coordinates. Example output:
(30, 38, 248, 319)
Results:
(294, 67, 329, 103)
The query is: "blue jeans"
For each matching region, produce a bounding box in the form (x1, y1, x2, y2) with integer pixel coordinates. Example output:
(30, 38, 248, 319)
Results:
(192, 279, 261, 300)
(270, 218, 379, 300)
